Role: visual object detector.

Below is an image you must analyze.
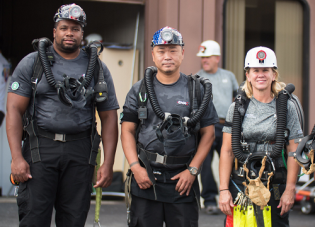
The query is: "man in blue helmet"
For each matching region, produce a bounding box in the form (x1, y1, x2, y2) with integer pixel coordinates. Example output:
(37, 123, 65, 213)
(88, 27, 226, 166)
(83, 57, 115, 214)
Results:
(121, 26, 219, 226)
(6, 4, 119, 226)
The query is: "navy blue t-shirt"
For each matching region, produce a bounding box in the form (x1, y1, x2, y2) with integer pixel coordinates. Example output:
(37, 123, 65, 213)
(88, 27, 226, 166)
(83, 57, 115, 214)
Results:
(8, 46, 119, 134)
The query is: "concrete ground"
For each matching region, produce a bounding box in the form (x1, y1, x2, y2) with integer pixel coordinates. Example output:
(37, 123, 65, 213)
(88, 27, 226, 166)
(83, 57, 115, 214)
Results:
(0, 197, 314, 227)
(2, 153, 314, 226)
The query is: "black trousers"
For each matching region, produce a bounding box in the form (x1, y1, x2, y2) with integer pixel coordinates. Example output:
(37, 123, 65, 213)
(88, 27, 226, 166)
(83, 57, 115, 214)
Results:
(18, 137, 95, 227)
(201, 123, 223, 206)
(129, 195, 199, 227)
(227, 179, 290, 227)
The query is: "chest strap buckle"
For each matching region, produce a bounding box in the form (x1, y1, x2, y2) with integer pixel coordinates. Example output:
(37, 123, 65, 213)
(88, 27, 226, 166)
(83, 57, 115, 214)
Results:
(54, 133, 66, 142)
(155, 153, 167, 165)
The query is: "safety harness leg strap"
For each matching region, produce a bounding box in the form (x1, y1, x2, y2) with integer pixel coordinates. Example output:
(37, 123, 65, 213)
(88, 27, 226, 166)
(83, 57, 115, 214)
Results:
(23, 55, 43, 163)
(25, 120, 41, 163)
(125, 169, 133, 224)
(137, 145, 157, 200)
(89, 131, 101, 166)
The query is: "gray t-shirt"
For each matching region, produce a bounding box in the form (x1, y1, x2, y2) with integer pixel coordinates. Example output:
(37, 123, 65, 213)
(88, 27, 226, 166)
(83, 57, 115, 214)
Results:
(8, 46, 119, 134)
(122, 73, 219, 168)
(222, 97, 303, 153)
(197, 68, 239, 119)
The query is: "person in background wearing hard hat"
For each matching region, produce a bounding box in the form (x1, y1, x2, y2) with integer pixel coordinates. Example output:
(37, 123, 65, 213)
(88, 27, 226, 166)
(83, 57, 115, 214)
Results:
(196, 40, 239, 214)
(219, 47, 302, 226)
(85, 33, 103, 44)
(6, 4, 119, 227)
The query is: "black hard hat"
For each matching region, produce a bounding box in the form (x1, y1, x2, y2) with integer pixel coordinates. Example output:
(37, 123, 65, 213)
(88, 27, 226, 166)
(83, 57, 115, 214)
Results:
(53, 4, 87, 27)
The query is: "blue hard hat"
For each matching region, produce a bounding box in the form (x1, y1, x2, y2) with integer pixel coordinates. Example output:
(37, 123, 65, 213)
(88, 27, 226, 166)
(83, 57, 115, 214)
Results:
(151, 26, 184, 47)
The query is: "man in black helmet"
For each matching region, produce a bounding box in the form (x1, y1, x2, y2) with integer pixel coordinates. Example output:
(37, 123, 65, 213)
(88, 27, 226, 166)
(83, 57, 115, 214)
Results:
(6, 4, 119, 227)
(121, 27, 219, 227)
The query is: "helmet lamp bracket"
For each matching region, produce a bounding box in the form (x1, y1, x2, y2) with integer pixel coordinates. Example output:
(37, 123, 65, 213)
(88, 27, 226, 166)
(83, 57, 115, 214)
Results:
(161, 28, 173, 42)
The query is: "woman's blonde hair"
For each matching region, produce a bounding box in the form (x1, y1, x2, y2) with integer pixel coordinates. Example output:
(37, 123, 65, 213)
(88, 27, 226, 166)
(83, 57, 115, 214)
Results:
(242, 68, 286, 98)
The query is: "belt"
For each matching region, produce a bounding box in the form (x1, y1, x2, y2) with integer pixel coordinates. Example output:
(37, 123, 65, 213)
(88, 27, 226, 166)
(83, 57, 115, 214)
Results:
(36, 127, 91, 142)
(219, 118, 225, 124)
(141, 148, 191, 165)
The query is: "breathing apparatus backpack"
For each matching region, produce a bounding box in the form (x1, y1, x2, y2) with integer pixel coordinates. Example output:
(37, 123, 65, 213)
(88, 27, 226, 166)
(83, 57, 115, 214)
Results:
(229, 82, 304, 207)
(22, 37, 107, 165)
(135, 66, 212, 153)
(133, 66, 212, 180)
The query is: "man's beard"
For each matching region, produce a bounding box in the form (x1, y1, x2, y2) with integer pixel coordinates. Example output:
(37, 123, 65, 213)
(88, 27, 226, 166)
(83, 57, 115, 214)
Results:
(162, 69, 173, 74)
(55, 38, 80, 53)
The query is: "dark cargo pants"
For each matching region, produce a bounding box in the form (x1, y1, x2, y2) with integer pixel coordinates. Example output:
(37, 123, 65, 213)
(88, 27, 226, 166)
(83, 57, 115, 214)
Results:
(17, 136, 95, 227)
(129, 195, 199, 227)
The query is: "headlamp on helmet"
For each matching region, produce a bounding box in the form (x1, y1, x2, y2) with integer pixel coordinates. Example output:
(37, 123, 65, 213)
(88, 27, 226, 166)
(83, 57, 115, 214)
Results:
(256, 50, 267, 63)
(151, 26, 184, 47)
(54, 4, 87, 27)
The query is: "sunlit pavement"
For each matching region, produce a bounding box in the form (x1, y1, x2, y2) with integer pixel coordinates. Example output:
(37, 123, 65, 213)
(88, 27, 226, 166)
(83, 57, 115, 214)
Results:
(0, 197, 314, 227)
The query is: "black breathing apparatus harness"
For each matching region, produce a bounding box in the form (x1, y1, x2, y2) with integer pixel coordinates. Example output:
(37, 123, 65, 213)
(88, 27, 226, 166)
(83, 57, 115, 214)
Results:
(134, 66, 212, 165)
(230, 83, 303, 185)
(125, 66, 212, 223)
(23, 37, 107, 165)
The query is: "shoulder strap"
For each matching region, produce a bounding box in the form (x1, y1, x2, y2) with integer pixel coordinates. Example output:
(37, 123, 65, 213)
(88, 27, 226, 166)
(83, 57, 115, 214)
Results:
(195, 76, 201, 107)
(28, 53, 44, 118)
(188, 74, 202, 114)
(188, 75, 193, 113)
(32, 54, 44, 84)
(94, 58, 101, 86)
(135, 79, 147, 142)
(138, 78, 148, 107)
(242, 98, 250, 122)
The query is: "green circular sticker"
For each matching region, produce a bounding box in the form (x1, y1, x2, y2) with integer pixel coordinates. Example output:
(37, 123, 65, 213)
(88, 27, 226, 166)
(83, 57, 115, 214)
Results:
(11, 82, 19, 90)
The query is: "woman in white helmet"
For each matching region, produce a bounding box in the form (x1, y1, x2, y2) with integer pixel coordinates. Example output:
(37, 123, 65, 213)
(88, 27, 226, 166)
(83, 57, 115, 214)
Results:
(218, 47, 303, 226)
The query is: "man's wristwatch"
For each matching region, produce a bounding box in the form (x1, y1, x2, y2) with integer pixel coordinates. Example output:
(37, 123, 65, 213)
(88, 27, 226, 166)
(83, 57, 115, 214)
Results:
(188, 166, 200, 176)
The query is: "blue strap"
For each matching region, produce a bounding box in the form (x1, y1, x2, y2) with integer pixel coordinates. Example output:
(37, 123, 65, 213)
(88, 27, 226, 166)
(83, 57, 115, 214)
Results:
(231, 178, 242, 192)
(231, 178, 274, 192)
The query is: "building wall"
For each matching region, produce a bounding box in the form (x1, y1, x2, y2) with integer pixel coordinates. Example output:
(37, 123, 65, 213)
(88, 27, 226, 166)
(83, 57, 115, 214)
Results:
(144, 0, 315, 133)
(144, 0, 220, 75)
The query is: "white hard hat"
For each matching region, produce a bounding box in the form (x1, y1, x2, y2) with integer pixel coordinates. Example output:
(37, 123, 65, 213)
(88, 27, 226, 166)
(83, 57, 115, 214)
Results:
(196, 40, 221, 57)
(244, 46, 277, 69)
(85, 33, 103, 44)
